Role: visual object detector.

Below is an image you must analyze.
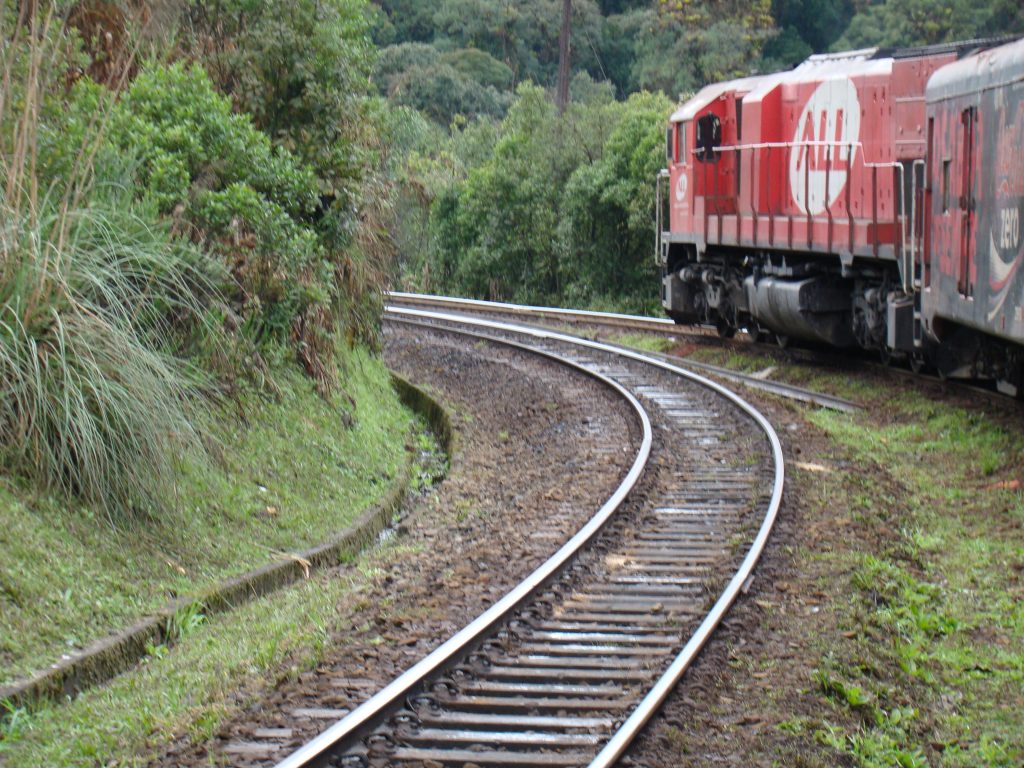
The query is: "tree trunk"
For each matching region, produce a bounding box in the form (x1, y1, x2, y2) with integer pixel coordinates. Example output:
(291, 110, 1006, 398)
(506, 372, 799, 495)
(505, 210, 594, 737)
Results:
(556, 0, 571, 113)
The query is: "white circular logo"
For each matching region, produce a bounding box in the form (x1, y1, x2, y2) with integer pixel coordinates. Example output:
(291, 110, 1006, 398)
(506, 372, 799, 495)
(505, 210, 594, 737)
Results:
(789, 78, 861, 216)
(674, 172, 688, 203)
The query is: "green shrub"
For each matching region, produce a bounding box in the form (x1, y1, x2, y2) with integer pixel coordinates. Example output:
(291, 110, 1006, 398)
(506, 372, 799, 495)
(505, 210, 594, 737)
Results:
(181, 0, 372, 209)
(391, 63, 511, 125)
(97, 63, 354, 383)
(420, 85, 667, 310)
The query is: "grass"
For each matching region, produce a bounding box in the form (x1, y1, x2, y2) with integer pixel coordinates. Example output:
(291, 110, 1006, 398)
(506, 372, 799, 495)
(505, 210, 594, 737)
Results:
(803, 389, 1024, 766)
(0, 6, 214, 521)
(0, 454, 445, 768)
(685, 344, 781, 375)
(0, 346, 414, 686)
(609, 332, 676, 354)
(0, 562, 353, 766)
(0, 185, 212, 520)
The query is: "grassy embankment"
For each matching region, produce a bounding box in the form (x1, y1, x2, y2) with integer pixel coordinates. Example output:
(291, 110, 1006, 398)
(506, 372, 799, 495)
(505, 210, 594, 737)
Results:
(0, 349, 423, 766)
(805, 390, 1023, 766)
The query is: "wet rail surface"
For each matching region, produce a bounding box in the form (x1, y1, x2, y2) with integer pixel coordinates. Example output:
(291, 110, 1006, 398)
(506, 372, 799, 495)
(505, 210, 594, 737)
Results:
(273, 309, 784, 768)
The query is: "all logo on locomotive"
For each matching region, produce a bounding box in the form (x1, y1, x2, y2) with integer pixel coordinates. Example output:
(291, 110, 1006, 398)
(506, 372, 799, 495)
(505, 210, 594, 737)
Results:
(656, 35, 1024, 395)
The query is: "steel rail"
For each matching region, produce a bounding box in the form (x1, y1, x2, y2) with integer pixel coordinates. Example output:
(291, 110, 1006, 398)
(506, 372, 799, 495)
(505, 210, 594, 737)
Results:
(384, 307, 786, 768)
(386, 291, 679, 334)
(606, 342, 860, 413)
(274, 320, 655, 768)
(387, 294, 859, 412)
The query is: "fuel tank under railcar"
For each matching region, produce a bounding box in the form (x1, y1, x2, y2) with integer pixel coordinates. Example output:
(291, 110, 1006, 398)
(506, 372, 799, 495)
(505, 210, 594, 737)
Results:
(923, 37, 1024, 348)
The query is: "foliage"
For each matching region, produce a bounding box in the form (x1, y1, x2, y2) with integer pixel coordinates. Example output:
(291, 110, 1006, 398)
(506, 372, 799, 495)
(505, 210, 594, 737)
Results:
(0, 185, 207, 519)
(102, 64, 344, 376)
(559, 90, 673, 305)
(374, 42, 443, 94)
(627, 11, 771, 96)
(433, 0, 604, 85)
(0, 8, 217, 520)
(834, 0, 1024, 50)
(771, 0, 854, 53)
(415, 84, 667, 310)
(182, 0, 373, 211)
(390, 62, 512, 124)
(373, 0, 446, 44)
(441, 48, 515, 89)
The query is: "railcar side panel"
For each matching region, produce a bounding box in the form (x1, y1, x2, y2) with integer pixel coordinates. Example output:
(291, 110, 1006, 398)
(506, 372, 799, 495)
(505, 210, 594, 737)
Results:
(925, 41, 1024, 346)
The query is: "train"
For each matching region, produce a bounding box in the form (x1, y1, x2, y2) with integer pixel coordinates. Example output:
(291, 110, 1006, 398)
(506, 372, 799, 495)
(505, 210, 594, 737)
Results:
(656, 35, 1024, 395)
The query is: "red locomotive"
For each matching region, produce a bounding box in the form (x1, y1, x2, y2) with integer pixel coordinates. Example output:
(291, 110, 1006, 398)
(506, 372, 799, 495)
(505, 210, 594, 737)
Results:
(657, 35, 1024, 394)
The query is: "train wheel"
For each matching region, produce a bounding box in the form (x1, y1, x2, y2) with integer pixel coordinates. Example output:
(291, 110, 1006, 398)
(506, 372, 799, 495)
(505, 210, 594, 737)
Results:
(909, 352, 926, 374)
(716, 318, 736, 339)
(879, 346, 894, 367)
(745, 320, 768, 344)
(776, 333, 791, 350)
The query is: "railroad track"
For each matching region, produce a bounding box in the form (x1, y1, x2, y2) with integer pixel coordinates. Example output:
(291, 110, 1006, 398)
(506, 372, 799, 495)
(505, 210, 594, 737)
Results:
(270, 307, 785, 768)
(389, 292, 1024, 406)
(387, 292, 860, 413)
(386, 292, 695, 339)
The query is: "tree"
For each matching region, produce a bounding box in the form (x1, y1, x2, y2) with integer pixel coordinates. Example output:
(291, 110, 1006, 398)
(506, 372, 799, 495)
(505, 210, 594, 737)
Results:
(834, 0, 1024, 50)
(182, 0, 372, 215)
(557, 0, 572, 111)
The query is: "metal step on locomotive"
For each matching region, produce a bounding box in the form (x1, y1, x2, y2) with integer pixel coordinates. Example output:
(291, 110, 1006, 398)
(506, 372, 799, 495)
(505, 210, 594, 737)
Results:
(655, 35, 1024, 395)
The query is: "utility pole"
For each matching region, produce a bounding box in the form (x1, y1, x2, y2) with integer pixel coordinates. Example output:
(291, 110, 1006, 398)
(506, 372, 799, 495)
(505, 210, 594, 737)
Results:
(556, 0, 571, 113)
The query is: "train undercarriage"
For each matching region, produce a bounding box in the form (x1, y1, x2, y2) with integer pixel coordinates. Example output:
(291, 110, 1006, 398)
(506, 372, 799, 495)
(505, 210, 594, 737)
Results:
(661, 245, 1024, 396)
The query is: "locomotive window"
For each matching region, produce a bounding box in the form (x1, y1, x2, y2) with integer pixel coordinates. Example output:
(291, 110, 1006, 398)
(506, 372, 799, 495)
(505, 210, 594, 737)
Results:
(666, 127, 673, 164)
(678, 123, 687, 164)
(695, 114, 721, 162)
(942, 159, 951, 213)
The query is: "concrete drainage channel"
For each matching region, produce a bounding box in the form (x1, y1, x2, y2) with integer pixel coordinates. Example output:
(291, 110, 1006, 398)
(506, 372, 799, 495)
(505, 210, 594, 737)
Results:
(271, 308, 784, 768)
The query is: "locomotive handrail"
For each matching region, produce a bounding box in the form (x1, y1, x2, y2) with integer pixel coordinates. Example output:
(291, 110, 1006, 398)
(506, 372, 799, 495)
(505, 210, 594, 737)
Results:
(908, 159, 926, 294)
(655, 168, 669, 266)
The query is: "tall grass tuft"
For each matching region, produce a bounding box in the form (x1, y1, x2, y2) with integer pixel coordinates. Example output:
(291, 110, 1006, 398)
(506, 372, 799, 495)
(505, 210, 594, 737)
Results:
(0, 7, 209, 520)
(0, 189, 207, 519)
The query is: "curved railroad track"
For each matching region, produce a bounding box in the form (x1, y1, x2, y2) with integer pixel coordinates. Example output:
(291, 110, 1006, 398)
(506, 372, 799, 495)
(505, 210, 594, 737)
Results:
(389, 292, 1024, 406)
(270, 307, 785, 768)
(387, 292, 860, 413)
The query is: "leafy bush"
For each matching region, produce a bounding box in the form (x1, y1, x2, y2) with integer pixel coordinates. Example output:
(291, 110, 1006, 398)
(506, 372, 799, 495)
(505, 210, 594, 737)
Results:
(420, 85, 667, 310)
(374, 42, 443, 94)
(180, 0, 396, 371)
(391, 62, 511, 125)
(182, 0, 373, 211)
(99, 63, 356, 385)
(559, 90, 672, 307)
(439, 48, 515, 89)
